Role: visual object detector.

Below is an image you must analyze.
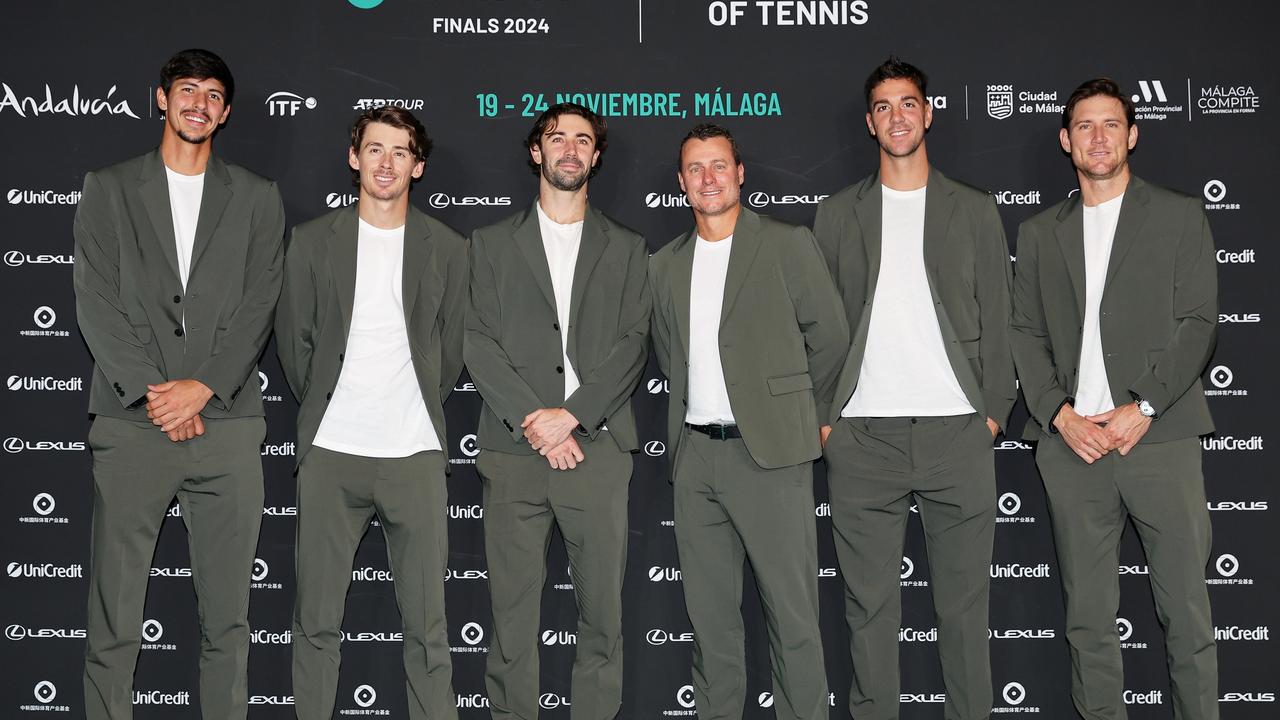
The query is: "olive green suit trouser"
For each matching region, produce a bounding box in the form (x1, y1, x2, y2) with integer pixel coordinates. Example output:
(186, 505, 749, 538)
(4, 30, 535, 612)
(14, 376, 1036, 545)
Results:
(83, 416, 265, 720)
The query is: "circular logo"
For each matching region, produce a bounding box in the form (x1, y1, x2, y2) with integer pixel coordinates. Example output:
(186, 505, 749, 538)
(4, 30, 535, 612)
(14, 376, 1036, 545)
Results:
(757, 692, 774, 708)
(644, 441, 666, 457)
(677, 685, 696, 709)
(7, 189, 21, 205)
(6, 624, 26, 640)
(252, 558, 269, 581)
(646, 629, 668, 646)
(461, 621, 484, 646)
(539, 693, 561, 710)
(33, 306, 56, 329)
(7, 375, 21, 390)
(142, 619, 164, 642)
(998, 492, 1022, 515)
(1002, 681, 1026, 706)
(648, 566, 665, 582)
(460, 434, 480, 458)
(428, 192, 450, 209)
(4, 250, 23, 267)
(348, 0, 384, 8)
(325, 193, 344, 209)
(646, 378, 667, 394)
(258, 371, 269, 391)
(305, 97, 318, 109)
(4, 437, 23, 453)
(1115, 617, 1133, 642)
(32, 493, 55, 516)
(7, 562, 23, 577)
(645, 193, 662, 208)
(541, 630, 559, 645)
(900, 556, 914, 579)
(353, 684, 377, 708)
(1210, 365, 1233, 389)
(748, 191, 769, 208)
(1216, 553, 1239, 578)
(1203, 180, 1227, 203)
(34, 680, 57, 704)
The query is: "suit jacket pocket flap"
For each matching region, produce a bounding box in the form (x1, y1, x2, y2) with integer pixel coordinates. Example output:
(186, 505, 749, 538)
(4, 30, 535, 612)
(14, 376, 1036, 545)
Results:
(767, 372, 813, 396)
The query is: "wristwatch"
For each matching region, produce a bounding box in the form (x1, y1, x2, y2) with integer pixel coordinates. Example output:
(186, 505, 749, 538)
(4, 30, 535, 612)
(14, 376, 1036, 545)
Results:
(1135, 398, 1156, 418)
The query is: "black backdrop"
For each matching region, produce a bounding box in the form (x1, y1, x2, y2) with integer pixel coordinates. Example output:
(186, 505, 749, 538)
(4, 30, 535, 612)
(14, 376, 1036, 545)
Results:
(1, 0, 1275, 717)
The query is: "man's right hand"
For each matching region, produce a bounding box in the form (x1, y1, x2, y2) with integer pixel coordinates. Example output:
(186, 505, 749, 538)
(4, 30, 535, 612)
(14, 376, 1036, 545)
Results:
(1053, 404, 1113, 464)
(545, 435, 585, 470)
(165, 415, 206, 443)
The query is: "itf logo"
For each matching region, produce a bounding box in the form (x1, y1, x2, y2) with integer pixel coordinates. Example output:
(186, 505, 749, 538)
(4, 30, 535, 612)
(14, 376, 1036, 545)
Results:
(265, 92, 316, 117)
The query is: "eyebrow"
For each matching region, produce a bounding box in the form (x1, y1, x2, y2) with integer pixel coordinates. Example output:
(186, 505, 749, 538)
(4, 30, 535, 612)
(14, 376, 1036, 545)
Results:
(545, 129, 594, 140)
(363, 141, 413, 152)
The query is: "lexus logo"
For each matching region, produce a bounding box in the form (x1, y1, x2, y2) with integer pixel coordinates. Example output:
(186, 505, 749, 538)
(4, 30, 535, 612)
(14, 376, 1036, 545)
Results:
(1210, 365, 1233, 389)
(1116, 617, 1133, 641)
(252, 558, 269, 581)
(1203, 180, 1227, 203)
(32, 492, 55, 516)
(4, 437, 22, 453)
(1216, 554, 1239, 577)
(1002, 682, 1026, 706)
(539, 693, 565, 710)
(258, 371, 269, 391)
(461, 622, 485, 646)
(353, 685, 377, 708)
(998, 492, 1022, 515)
(6, 624, 25, 640)
(900, 556, 914, 579)
(34, 680, 57, 704)
(748, 191, 770, 208)
(4, 250, 22, 267)
(677, 685, 696, 709)
(429, 193, 451, 209)
(644, 441, 665, 457)
(460, 434, 480, 458)
(33, 306, 56, 329)
(142, 619, 164, 642)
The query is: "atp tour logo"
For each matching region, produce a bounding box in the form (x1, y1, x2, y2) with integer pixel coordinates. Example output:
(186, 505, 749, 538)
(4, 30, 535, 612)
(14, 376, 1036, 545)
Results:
(992, 681, 1040, 713)
(996, 492, 1035, 524)
(1117, 617, 1148, 649)
(1205, 365, 1246, 397)
(19, 492, 69, 525)
(352, 97, 424, 111)
(900, 556, 927, 587)
(644, 441, 666, 457)
(647, 378, 669, 394)
(265, 91, 316, 117)
(644, 192, 689, 209)
(325, 192, 358, 208)
(451, 621, 488, 654)
(1208, 553, 1254, 585)
(1202, 179, 1240, 211)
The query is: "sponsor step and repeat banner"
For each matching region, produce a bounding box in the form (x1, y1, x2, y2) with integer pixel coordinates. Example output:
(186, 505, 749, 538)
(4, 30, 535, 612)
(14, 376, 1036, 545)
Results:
(1, 0, 1274, 717)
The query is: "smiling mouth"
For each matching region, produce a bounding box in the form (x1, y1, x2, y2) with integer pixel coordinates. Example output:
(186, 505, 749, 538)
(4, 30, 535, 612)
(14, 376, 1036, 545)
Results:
(182, 112, 210, 126)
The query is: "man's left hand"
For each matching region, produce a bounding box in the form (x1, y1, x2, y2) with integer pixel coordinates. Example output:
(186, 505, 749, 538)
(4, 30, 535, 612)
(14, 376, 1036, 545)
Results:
(522, 407, 581, 453)
(1086, 403, 1152, 456)
(147, 379, 214, 432)
(987, 417, 1000, 439)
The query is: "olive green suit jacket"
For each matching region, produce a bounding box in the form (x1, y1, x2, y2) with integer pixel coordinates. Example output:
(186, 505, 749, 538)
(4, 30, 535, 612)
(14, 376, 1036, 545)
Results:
(814, 167, 1017, 430)
(1010, 175, 1217, 442)
(274, 204, 469, 467)
(464, 201, 650, 454)
(73, 149, 285, 421)
(648, 207, 850, 470)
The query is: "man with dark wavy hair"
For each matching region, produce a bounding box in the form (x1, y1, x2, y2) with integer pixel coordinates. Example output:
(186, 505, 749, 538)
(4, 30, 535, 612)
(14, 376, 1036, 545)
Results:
(74, 48, 283, 720)
(275, 104, 467, 720)
(814, 56, 1015, 720)
(1011, 77, 1219, 720)
(465, 102, 649, 719)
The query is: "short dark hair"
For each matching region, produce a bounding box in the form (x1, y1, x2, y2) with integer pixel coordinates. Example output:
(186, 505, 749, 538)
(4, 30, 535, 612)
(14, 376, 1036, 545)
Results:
(526, 103, 608, 178)
(1062, 77, 1136, 129)
(349, 105, 432, 186)
(160, 49, 235, 107)
(863, 56, 928, 110)
(677, 123, 742, 169)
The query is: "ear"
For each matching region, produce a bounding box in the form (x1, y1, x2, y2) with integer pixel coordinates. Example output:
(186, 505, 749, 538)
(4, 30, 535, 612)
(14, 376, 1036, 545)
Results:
(865, 111, 875, 137)
(590, 148, 600, 168)
(923, 100, 933, 130)
(736, 162, 745, 186)
(676, 170, 686, 193)
(529, 144, 543, 167)
(156, 86, 167, 112)
(348, 147, 360, 173)
(1059, 127, 1072, 155)
(411, 159, 425, 179)
(217, 104, 231, 127)
(1127, 123, 1138, 150)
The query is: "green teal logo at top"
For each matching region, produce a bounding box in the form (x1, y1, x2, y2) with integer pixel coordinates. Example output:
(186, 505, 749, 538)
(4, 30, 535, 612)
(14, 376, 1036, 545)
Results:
(348, 0, 383, 8)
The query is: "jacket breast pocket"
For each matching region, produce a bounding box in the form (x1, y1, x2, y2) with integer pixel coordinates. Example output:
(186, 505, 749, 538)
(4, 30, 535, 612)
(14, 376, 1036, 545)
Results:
(767, 372, 813, 396)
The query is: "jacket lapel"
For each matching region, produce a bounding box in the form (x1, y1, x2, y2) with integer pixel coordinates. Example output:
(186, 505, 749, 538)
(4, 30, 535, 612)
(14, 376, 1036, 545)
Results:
(1054, 193, 1087, 321)
(402, 205, 433, 326)
(1102, 176, 1150, 296)
(327, 207, 359, 341)
(854, 174, 883, 304)
(921, 167, 956, 287)
(719, 207, 764, 326)
(513, 201, 558, 312)
(136, 150, 182, 283)
(188, 155, 232, 275)
(567, 205, 607, 340)
(669, 232, 695, 358)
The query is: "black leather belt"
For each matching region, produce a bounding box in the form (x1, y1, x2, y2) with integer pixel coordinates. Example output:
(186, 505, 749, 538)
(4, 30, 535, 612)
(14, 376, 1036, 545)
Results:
(685, 422, 742, 440)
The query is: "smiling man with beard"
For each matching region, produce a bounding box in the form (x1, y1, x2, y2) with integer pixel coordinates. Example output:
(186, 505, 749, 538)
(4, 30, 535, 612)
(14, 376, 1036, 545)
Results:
(74, 48, 284, 720)
(465, 103, 649, 720)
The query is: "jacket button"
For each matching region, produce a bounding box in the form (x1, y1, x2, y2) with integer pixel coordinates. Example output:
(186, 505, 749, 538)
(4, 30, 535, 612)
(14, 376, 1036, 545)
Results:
(338, 353, 344, 362)
(553, 322, 560, 331)
(556, 366, 564, 374)
(326, 392, 332, 400)
(117, 388, 125, 397)
(174, 328, 184, 337)
(173, 295, 181, 303)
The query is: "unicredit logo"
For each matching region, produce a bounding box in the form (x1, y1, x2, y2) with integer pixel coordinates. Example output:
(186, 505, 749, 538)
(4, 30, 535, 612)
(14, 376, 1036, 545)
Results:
(646, 378, 669, 394)
(6, 189, 82, 206)
(325, 192, 357, 208)
(428, 193, 512, 209)
(758, 692, 774, 708)
(644, 192, 689, 208)
(747, 191, 828, 208)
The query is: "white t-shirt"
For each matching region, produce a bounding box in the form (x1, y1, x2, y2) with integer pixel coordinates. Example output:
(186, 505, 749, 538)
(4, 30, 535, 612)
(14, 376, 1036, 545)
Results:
(164, 167, 204, 291)
(1073, 193, 1125, 416)
(843, 185, 975, 417)
(685, 234, 736, 424)
(313, 219, 441, 457)
(536, 203, 584, 400)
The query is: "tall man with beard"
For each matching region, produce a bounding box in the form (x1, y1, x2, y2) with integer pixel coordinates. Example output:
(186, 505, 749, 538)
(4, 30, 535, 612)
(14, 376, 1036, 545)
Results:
(275, 106, 467, 720)
(1011, 78, 1219, 720)
(73, 48, 284, 719)
(648, 124, 848, 720)
(813, 57, 1016, 720)
(465, 103, 649, 720)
